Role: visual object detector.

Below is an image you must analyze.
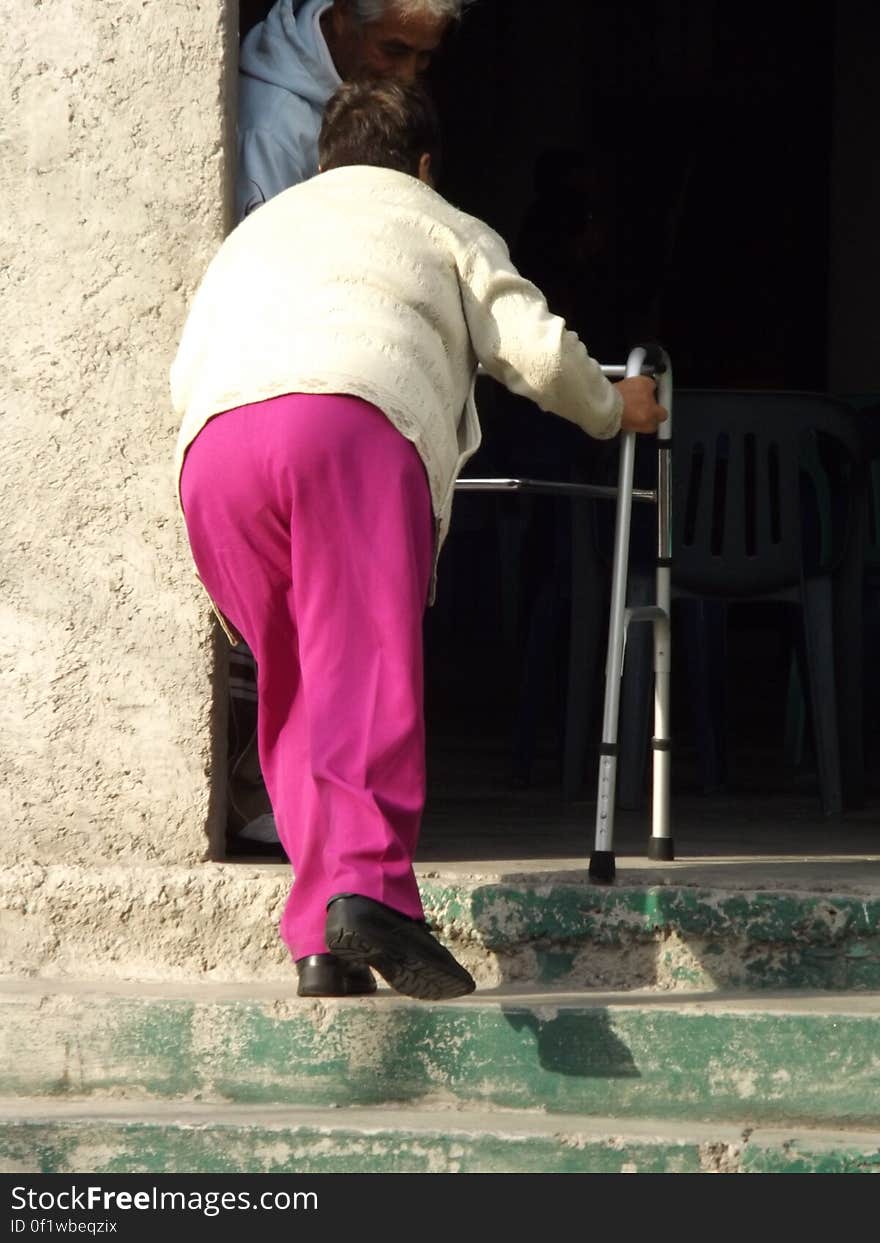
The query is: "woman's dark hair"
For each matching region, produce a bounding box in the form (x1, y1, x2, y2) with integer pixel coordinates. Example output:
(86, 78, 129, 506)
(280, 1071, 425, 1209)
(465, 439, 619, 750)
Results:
(318, 79, 442, 179)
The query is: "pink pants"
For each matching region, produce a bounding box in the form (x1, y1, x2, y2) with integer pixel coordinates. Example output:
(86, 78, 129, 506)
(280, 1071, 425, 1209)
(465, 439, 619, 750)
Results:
(180, 393, 434, 961)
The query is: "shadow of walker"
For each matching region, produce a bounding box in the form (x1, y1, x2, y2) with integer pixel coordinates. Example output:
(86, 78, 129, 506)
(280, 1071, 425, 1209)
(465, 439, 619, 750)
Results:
(500, 1006, 640, 1080)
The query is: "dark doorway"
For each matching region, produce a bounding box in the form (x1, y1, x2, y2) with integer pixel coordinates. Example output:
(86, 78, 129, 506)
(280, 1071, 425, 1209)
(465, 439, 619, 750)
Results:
(233, 2, 865, 822)
(423, 0, 839, 803)
(429, 0, 833, 389)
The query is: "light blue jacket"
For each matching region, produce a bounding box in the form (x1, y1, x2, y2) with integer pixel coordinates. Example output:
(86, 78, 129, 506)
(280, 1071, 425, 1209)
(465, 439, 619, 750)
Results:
(236, 0, 340, 222)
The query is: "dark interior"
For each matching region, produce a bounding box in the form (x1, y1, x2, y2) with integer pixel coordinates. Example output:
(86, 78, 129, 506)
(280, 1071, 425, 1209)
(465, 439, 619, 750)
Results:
(237, 1, 877, 814)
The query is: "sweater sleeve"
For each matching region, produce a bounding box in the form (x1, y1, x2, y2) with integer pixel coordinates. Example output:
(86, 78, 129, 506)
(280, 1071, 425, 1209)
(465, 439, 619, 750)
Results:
(458, 226, 623, 439)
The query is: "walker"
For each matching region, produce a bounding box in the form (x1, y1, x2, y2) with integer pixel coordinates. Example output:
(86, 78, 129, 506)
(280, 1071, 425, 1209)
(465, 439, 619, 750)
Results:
(455, 344, 673, 882)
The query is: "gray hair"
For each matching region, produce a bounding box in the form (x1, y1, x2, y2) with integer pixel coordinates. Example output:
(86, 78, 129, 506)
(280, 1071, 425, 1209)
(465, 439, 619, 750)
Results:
(351, 0, 474, 24)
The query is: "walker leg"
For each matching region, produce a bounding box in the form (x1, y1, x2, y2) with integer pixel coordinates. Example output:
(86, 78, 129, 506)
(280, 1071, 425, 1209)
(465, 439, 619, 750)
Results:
(590, 431, 637, 883)
(648, 387, 674, 860)
(591, 343, 673, 878)
(648, 665, 674, 860)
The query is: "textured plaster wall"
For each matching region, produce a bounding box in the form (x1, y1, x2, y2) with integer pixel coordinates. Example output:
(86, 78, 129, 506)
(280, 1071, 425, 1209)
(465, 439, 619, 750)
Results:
(1, 1, 237, 868)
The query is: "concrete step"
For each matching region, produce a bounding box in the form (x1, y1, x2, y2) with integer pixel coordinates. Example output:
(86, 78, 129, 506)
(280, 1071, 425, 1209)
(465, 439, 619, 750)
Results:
(4, 979, 880, 1127)
(5, 863, 880, 991)
(430, 873, 880, 991)
(2, 1100, 879, 1174)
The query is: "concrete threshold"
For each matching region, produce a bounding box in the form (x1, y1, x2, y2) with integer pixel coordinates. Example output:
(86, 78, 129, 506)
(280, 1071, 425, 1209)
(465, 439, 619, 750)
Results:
(5, 862, 880, 990)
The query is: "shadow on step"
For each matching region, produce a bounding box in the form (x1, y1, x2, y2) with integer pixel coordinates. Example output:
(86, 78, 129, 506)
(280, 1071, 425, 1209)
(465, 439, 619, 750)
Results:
(501, 1008, 640, 1079)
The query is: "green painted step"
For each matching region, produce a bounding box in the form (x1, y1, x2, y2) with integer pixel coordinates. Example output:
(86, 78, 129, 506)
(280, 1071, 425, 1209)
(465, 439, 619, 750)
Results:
(2, 1102, 879, 1174)
(4, 981, 880, 1127)
(8, 864, 880, 991)
(421, 878, 880, 991)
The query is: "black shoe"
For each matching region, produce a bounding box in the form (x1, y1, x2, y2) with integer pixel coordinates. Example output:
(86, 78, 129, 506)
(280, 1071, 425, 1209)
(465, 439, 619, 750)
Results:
(325, 894, 476, 1001)
(295, 953, 377, 998)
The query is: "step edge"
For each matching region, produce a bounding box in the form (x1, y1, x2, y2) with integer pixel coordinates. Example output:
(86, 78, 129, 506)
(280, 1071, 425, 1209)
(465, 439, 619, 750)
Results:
(3, 1099, 880, 1150)
(3, 977, 880, 1015)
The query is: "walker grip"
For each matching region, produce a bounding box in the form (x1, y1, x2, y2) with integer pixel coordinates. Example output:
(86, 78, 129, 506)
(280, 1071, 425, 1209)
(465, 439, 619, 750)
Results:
(636, 342, 669, 377)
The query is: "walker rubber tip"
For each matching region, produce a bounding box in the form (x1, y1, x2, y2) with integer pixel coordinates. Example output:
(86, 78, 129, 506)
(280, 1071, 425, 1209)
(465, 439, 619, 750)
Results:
(589, 851, 616, 884)
(647, 837, 675, 861)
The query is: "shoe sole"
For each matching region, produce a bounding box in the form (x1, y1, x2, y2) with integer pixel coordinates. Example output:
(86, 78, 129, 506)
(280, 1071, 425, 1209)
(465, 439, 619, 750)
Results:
(326, 910, 476, 1001)
(296, 966, 377, 999)
(297, 981, 377, 998)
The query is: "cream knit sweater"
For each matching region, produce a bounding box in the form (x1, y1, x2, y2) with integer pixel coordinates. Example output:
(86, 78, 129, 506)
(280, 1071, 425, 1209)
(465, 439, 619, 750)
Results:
(172, 165, 623, 592)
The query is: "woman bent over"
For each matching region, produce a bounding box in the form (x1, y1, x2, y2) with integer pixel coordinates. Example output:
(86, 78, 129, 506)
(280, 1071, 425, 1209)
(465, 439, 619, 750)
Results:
(171, 80, 666, 1000)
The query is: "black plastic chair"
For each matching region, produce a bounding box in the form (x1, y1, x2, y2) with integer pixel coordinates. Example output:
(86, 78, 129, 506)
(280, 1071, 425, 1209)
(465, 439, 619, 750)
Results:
(570, 390, 864, 817)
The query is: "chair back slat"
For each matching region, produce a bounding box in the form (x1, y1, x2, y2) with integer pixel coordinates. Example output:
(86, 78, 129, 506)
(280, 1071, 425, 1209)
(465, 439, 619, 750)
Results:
(672, 391, 861, 598)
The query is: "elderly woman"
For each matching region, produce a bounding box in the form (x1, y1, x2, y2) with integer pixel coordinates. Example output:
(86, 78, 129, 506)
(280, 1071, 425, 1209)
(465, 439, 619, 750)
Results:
(172, 80, 665, 1000)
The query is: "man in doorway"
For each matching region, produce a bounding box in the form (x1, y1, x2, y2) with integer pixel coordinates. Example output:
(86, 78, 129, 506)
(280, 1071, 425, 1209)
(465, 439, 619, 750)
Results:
(237, 0, 471, 221)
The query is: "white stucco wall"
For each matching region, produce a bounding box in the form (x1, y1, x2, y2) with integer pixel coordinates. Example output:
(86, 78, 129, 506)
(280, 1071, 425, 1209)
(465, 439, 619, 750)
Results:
(1, 1, 237, 869)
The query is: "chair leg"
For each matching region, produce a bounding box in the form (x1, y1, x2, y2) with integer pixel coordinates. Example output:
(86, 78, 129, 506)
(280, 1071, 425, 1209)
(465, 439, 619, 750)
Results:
(801, 575, 843, 817)
(680, 598, 728, 793)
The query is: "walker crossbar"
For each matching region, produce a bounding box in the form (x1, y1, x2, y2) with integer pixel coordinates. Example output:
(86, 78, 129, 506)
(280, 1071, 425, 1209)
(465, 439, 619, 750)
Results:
(456, 344, 673, 880)
(454, 478, 658, 505)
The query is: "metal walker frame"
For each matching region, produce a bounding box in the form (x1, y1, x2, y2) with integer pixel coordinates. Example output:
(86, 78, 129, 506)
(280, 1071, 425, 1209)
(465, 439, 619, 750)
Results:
(454, 344, 674, 882)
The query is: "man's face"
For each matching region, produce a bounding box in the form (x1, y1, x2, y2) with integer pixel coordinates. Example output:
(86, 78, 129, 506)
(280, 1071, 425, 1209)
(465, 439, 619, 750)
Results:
(327, 2, 450, 84)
